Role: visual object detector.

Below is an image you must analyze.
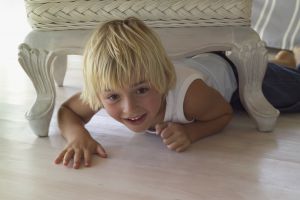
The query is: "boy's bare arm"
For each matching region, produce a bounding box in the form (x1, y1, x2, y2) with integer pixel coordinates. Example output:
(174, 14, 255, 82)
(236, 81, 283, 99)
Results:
(58, 92, 97, 141)
(55, 92, 106, 169)
(155, 79, 233, 152)
(183, 79, 233, 142)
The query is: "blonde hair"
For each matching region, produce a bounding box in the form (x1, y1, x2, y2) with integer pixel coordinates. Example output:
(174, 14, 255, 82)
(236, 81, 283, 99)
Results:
(81, 17, 176, 110)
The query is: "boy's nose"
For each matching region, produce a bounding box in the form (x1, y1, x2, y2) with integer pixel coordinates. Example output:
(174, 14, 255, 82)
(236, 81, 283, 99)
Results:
(123, 97, 136, 113)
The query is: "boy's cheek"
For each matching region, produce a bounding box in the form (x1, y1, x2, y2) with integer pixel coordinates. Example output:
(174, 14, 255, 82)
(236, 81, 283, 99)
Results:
(103, 106, 120, 120)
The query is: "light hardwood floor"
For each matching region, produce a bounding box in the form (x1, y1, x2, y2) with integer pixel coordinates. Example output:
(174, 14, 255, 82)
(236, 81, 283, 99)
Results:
(1, 2, 300, 200)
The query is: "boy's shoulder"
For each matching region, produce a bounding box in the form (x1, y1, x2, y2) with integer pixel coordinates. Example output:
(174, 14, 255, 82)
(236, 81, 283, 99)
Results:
(172, 60, 207, 90)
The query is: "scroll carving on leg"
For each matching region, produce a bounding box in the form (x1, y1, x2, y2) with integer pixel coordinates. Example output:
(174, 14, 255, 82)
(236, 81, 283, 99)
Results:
(18, 43, 56, 137)
(230, 41, 280, 132)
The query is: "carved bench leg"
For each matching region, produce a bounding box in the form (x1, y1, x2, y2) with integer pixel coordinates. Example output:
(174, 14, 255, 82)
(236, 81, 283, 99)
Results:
(53, 55, 67, 87)
(18, 44, 56, 137)
(230, 41, 280, 132)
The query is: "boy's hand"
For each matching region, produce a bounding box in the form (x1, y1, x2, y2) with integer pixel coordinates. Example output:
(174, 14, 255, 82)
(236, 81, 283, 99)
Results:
(155, 122, 191, 152)
(54, 134, 107, 169)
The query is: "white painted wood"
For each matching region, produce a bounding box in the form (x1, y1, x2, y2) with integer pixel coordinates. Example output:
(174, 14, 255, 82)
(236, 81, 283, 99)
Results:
(19, 0, 279, 136)
(18, 44, 56, 137)
(18, 26, 279, 136)
(26, 0, 251, 30)
(53, 55, 67, 87)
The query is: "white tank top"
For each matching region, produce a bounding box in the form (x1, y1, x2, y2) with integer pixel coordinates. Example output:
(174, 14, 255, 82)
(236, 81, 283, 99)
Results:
(164, 53, 237, 124)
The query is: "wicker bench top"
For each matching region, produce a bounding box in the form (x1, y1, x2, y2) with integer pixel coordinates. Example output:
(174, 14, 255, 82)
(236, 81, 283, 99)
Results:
(25, 0, 251, 31)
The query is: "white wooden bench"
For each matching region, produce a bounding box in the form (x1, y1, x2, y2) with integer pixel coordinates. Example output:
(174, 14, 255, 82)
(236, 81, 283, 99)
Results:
(19, 0, 279, 136)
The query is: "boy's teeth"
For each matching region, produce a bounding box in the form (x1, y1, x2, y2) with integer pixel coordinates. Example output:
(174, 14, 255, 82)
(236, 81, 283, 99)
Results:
(128, 115, 144, 120)
(130, 116, 140, 120)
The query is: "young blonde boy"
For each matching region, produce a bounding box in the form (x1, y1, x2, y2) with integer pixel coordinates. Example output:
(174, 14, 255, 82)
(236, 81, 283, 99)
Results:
(54, 17, 234, 169)
(55, 16, 300, 169)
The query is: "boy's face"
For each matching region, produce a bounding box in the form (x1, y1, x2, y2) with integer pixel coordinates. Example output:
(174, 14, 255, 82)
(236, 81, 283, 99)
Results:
(99, 81, 165, 133)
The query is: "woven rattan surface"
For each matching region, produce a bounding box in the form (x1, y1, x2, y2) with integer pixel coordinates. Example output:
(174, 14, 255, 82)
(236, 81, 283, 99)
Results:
(25, 0, 252, 31)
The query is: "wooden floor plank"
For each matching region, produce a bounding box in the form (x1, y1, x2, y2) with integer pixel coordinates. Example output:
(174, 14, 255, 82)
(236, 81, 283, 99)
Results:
(1, 2, 300, 200)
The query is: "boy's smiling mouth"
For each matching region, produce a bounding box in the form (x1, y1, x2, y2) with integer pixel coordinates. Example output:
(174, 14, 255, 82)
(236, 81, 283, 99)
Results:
(125, 113, 147, 125)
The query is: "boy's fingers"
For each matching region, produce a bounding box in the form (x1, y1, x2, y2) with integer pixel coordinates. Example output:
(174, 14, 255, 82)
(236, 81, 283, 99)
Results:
(54, 150, 67, 164)
(167, 141, 182, 151)
(83, 150, 92, 167)
(163, 136, 176, 145)
(176, 145, 187, 153)
(96, 145, 107, 158)
(63, 149, 74, 166)
(155, 123, 168, 135)
(73, 149, 83, 169)
(176, 142, 190, 152)
(161, 128, 173, 139)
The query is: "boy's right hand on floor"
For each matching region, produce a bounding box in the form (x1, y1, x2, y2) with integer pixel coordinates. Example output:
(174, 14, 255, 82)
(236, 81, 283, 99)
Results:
(54, 134, 107, 169)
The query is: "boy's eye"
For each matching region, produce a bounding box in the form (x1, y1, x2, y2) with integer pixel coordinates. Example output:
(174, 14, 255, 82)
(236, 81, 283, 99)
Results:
(136, 87, 149, 94)
(107, 94, 119, 101)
